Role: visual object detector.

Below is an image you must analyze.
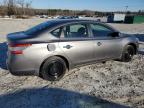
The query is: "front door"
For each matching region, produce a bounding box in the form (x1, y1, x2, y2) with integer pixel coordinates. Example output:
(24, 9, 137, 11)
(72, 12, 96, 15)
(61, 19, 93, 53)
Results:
(89, 23, 122, 60)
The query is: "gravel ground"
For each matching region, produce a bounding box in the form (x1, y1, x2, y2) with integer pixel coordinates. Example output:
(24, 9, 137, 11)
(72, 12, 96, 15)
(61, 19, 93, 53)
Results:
(0, 18, 144, 108)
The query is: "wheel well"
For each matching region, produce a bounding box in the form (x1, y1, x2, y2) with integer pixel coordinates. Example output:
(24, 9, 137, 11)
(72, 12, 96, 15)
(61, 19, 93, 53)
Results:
(39, 55, 69, 77)
(56, 55, 69, 70)
(128, 43, 137, 54)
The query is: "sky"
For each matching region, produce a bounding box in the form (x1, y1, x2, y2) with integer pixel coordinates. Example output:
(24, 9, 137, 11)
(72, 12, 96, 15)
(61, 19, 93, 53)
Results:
(1, 0, 144, 11)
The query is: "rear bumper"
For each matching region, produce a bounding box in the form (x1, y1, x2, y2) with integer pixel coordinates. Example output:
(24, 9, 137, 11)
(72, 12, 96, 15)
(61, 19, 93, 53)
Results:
(7, 60, 36, 76)
(9, 69, 35, 76)
(6, 51, 38, 76)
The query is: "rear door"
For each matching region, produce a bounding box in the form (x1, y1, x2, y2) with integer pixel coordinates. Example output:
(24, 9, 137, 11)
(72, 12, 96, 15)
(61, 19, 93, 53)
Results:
(58, 23, 95, 66)
(89, 23, 122, 60)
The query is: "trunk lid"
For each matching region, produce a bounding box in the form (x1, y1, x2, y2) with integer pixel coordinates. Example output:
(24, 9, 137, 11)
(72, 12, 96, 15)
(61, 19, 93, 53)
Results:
(7, 31, 31, 42)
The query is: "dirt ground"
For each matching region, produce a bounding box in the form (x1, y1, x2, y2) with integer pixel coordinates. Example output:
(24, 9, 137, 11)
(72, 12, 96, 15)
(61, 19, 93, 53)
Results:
(0, 18, 144, 108)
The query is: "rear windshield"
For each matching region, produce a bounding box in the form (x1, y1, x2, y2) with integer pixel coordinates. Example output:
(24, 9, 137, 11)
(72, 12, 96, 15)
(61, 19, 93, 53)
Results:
(25, 21, 54, 35)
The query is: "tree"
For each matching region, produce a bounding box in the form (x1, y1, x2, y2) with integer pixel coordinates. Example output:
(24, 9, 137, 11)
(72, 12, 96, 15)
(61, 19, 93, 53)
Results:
(0, 2, 2, 16)
(4, 0, 16, 17)
(25, 1, 32, 9)
(25, 1, 33, 15)
(17, 0, 25, 15)
(126, 11, 131, 15)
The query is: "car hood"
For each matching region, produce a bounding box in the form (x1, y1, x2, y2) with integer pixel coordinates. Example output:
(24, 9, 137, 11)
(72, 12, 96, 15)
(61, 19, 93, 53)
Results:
(119, 33, 138, 38)
(119, 33, 130, 37)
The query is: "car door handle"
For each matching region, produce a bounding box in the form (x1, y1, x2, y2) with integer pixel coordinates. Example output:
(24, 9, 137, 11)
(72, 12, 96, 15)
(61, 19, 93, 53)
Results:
(97, 42, 102, 46)
(63, 45, 73, 49)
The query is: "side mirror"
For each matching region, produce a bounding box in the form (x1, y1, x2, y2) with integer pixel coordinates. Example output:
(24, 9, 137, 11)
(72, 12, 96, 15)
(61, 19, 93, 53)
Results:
(108, 32, 119, 37)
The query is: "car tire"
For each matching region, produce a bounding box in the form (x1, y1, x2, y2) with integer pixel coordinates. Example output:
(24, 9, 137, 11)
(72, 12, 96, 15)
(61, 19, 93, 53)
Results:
(120, 45, 135, 62)
(41, 56, 67, 81)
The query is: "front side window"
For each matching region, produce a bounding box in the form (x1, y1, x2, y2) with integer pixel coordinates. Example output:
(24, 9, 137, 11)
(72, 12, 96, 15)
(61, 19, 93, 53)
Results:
(90, 24, 112, 37)
(62, 24, 88, 38)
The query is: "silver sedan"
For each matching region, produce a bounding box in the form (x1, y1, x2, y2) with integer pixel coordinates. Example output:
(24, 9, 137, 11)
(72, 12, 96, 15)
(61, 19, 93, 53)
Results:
(7, 19, 139, 81)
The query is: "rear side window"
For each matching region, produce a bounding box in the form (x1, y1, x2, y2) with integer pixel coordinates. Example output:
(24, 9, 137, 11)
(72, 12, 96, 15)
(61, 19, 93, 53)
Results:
(25, 22, 52, 35)
(62, 24, 88, 38)
(90, 24, 112, 37)
(50, 28, 61, 38)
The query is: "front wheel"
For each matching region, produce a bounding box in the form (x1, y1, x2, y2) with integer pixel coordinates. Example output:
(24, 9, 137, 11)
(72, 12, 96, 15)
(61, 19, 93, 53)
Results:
(120, 45, 135, 62)
(41, 56, 67, 81)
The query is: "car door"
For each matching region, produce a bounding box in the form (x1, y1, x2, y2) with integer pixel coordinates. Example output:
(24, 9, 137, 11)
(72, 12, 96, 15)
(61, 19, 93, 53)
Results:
(89, 23, 122, 60)
(58, 23, 95, 66)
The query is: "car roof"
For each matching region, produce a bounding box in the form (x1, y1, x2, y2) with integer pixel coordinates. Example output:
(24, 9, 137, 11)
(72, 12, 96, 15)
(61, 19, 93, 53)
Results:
(44, 19, 99, 26)
(25, 19, 101, 35)
(25, 19, 117, 36)
(46, 19, 117, 32)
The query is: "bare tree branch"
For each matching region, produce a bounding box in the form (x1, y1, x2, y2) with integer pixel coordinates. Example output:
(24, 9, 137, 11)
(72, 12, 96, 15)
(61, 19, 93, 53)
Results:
(17, 0, 25, 15)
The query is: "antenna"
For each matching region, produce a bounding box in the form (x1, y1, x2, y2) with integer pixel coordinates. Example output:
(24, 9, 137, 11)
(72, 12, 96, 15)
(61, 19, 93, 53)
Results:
(125, 6, 128, 12)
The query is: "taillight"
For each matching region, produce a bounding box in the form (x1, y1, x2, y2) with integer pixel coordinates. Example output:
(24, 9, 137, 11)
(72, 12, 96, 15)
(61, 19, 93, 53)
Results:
(11, 50, 23, 54)
(9, 43, 32, 55)
(10, 43, 32, 47)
